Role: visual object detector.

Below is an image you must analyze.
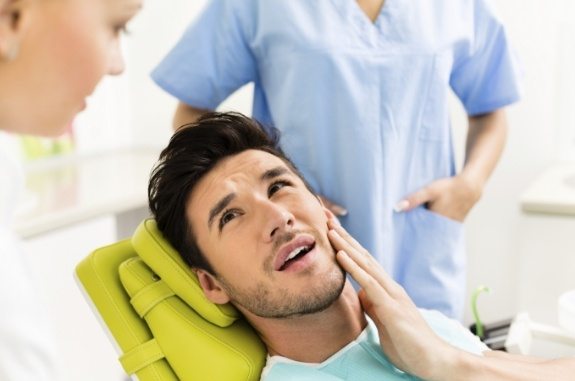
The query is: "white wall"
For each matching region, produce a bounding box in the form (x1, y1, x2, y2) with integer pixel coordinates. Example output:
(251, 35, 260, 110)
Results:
(122, 0, 205, 148)
(461, 0, 575, 326)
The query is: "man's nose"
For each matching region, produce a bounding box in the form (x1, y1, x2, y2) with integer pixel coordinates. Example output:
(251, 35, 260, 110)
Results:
(261, 200, 294, 243)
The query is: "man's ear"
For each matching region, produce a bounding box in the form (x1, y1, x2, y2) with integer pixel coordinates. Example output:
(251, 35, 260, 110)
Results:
(0, 0, 25, 61)
(196, 269, 231, 305)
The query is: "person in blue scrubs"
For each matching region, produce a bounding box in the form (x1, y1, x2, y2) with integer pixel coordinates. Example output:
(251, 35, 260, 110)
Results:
(152, 0, 522, 319)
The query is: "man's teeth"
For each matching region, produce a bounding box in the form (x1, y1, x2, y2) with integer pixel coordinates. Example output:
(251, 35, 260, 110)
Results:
(286, 246, 310, 262)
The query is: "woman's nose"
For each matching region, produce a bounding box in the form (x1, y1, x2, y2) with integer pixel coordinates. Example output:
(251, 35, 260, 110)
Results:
(107, 39, 125, 76)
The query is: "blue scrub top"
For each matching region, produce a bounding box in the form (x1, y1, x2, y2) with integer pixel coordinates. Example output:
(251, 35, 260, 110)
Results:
(152, 0, 522, 319)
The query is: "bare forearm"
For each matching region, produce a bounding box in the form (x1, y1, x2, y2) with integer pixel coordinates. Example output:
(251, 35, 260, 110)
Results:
(461, 109, 508, 191)
(172, 102, 211, 131)
(440, 351, 575, 381)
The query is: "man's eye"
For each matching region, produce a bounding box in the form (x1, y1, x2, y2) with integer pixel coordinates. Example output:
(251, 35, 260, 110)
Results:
(219, 209, 240, 229)
(268, 180, 292, 197)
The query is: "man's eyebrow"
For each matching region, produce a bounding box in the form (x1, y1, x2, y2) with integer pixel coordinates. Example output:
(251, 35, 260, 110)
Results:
(208, 193, 235, 230)
(206, 167, 289, 230)
(261, 166, 290, 181)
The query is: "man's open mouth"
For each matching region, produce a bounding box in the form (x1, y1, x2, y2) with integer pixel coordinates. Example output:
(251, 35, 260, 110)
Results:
(274, 235, 317, 272)
(278, 243, 315, 271)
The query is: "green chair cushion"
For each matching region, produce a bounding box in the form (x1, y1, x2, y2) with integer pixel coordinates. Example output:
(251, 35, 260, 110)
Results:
(76, 240, 178, 380)
(120, 257, 266, 380)
(132, 219, 240, 327)
(76, 219, 267, 381)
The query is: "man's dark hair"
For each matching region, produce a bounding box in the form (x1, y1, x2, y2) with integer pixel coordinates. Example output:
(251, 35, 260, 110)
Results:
(148, 111, 312, 274)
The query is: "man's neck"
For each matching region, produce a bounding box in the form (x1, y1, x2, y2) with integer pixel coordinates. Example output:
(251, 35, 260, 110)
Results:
(248, 282, 366, 363)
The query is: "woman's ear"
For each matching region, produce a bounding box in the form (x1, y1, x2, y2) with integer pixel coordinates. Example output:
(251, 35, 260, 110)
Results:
(196, 269, 231, 305)
(0, 0, 25, 61)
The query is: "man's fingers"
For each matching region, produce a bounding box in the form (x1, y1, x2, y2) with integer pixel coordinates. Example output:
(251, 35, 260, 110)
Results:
(328, 226, 401, 294)
(359, 290, 385, 327)
(358, 289, 373, 312)
(328, 219, 369, 255)
(336, 250, 389, 305)
(328, 227, 372, 268)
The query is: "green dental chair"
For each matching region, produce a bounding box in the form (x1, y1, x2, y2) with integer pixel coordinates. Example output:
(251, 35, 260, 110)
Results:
(75, 219, 266, 381)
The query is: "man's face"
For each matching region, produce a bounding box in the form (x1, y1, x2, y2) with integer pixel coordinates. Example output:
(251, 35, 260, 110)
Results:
(189, 149, 345, 319)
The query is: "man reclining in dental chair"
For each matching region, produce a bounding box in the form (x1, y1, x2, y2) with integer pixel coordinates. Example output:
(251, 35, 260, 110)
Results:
(148, 111, 575, 380)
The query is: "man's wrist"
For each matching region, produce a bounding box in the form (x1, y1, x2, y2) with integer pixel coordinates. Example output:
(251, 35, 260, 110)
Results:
(429, 348, 481, 381)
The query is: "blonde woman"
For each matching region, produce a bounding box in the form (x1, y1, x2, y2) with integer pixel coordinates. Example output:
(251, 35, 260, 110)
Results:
(0, 0, 141, 379)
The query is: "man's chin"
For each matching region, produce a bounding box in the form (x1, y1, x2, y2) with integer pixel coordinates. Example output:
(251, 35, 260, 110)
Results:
(298, 265, 347, 316)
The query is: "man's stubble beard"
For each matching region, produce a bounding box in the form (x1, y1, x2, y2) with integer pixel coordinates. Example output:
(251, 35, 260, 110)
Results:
(219, 264, 346, 319)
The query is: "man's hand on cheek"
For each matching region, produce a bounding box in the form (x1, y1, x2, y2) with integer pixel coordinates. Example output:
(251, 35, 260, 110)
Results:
(327, 220, 461, 381)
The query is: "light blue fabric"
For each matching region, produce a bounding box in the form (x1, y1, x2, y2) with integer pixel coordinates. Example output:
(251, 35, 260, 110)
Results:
(152, 0, 522, 319)
(260, 310, 487, 380)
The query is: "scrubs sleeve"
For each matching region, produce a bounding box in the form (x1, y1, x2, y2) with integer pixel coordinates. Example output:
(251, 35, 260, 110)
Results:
(151, 0, 257, 110)
(450, 0, 523, 116)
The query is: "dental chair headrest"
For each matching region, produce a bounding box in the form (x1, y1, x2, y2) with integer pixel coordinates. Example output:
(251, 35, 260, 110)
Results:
(131, 219, 240, 328)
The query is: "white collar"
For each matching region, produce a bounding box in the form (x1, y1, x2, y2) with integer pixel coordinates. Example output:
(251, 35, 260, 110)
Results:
(263, 316, 375, 372)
